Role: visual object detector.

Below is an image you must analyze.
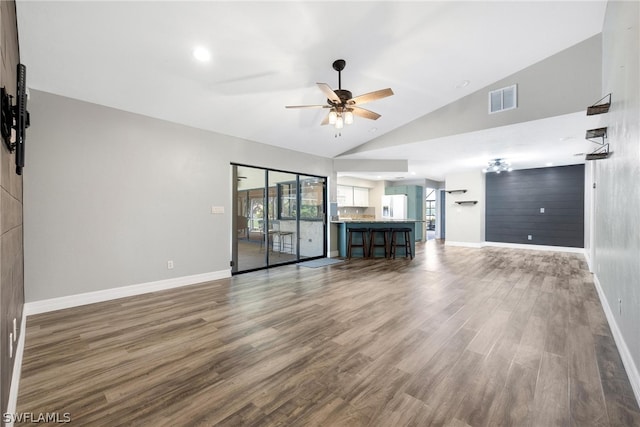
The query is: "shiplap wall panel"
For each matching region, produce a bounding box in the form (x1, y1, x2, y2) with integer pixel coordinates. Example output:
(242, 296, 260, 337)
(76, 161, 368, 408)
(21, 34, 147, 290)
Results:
(485, 165, 585, 247)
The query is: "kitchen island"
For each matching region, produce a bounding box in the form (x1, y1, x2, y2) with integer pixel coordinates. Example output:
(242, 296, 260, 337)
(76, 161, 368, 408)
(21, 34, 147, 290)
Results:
(332, 219, 423, 258)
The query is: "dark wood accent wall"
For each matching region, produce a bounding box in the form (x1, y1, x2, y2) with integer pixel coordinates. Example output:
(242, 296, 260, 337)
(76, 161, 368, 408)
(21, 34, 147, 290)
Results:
(485, 165, 584, 248)
(0, 0, 24, 414)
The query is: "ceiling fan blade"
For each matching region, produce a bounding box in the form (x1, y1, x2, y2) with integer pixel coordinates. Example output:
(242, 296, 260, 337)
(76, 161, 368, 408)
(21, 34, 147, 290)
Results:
(317, 83, 341, 104)
(285, 104, 329, 109)
(320, 113, 331, 126)
(351, 106, 381, 120)
(349, 88, 394, 106)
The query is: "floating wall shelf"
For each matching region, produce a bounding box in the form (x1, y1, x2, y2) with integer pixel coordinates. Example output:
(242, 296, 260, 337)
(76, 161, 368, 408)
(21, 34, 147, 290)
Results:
(585, 127, 611, 160)
(586, 127, 607, 140)
(585, 94, 612, 160)
(446, 189, 467, 194)
(586, 152, 610, 160)
(455, 201, 478, 205)
(587, 93, 611, 116)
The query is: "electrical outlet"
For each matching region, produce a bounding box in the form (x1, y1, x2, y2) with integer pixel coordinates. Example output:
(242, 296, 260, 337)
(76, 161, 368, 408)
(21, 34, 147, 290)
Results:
(540, 207, 545, 214)
(167, 260, 174, 270)
(527, 235, 532, 240)
(9, 333, 13, 358)
(13, 318, 17, 341)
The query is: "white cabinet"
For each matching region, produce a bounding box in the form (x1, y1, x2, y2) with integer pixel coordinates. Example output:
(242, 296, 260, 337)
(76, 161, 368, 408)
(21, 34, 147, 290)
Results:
(353, 187, 369, 206)
(337, 185, 354, 206)
(337, 185, 369, 207)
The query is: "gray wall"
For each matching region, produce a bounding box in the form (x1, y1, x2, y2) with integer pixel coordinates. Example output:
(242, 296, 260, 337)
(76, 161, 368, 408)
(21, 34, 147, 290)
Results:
(486, 165, 585, 248)
(341, 34, 602, 156)
(0, 0, 23, 414)
(444, 171, 485, 245)
(594, 0, 640, 399)
(24, 91, 334, 302)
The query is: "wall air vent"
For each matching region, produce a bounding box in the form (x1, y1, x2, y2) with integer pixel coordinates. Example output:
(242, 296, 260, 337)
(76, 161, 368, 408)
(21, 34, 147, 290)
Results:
(488, 84, 517, 114)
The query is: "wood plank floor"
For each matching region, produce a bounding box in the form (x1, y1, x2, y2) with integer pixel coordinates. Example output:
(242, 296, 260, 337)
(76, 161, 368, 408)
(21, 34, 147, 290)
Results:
(17, 241, 640, 426)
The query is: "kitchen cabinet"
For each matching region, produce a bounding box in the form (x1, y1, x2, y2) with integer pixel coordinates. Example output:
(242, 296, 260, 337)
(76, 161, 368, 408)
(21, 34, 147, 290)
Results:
(337, 185, 354, 206)
(353, 187, 369, 207)
(337, 185, 369, 207)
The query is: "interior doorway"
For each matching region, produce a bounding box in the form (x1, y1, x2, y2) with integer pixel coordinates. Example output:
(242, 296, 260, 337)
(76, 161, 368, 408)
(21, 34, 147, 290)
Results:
(425, 188, 437, 240)
(232, 164, 327, 274)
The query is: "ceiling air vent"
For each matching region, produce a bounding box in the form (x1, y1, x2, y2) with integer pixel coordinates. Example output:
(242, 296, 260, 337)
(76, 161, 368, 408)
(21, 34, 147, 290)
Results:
(488, 84, 517, 114)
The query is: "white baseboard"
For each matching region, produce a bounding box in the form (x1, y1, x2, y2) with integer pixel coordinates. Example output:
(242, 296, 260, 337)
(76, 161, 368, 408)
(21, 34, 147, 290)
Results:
(24, 270, 230, 316)
(5, 314, 27, 427)
(584, 250, 594, 272)
(593, 273, 640, 406)
(483, 241, 586, 254)
(444, 241, 484, 248)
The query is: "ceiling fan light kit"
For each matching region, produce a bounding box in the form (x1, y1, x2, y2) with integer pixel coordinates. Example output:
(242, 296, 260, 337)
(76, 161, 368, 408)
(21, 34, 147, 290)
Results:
(483, 158, 512, 174)
(286, 59, 394, 131)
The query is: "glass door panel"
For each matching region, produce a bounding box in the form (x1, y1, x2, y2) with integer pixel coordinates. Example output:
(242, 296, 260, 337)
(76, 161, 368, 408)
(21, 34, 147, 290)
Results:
(233, 165, 267, 272)
(299, 175, 326, 259)
(268, 171, 298, 265)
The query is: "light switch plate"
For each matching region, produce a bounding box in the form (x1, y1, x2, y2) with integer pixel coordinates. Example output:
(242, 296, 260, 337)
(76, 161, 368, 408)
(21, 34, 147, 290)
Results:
(211, 206, 225, 214)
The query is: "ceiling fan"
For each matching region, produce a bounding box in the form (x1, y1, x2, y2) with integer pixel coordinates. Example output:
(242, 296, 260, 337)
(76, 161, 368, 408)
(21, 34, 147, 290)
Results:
(285, 59, 394, 130)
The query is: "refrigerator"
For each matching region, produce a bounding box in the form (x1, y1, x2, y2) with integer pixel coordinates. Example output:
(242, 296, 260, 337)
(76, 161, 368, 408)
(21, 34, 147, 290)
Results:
(382, 195, 407, 219)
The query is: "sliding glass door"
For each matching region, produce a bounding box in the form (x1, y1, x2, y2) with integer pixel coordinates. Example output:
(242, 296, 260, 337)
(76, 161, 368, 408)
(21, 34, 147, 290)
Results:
(232, 164, 326, 273)
(268, 171, 298, 266)
(299, 175, 325, 259)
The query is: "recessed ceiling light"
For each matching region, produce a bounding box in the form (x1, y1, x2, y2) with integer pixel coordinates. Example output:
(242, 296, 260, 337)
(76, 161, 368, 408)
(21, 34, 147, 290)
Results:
(455, 80, 470, 88)
(193, 46, 211, 62)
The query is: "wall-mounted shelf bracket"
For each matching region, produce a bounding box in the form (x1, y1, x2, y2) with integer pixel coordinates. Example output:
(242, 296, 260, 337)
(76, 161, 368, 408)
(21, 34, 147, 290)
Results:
(586, 93, 611, 116)
(446, 189, 467, 194)
(585, 127, 611, 160)
(455, 201, 478, 205)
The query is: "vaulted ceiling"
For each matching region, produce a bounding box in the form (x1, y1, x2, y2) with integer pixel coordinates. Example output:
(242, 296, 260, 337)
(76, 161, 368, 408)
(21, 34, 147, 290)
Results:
(16, 1, 607, 181)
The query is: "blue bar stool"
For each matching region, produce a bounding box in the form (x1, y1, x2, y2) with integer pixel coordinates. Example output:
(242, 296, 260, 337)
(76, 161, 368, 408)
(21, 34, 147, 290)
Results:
(347, 227, 369, 258)
(390, 228, 413, 259)
(369, 228, 390, 258)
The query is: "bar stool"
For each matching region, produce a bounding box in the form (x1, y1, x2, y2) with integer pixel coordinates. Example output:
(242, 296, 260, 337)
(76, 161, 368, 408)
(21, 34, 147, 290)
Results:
(278, 231, 295, 254)
(347, 227, 369, 258)
(368, 228, 390, 258)
(390, 228, 413, 259)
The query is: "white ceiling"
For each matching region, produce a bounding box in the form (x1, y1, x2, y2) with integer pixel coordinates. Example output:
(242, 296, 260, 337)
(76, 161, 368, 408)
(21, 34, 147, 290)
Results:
(16, 1, 607, 182)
